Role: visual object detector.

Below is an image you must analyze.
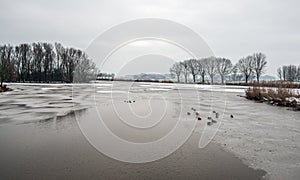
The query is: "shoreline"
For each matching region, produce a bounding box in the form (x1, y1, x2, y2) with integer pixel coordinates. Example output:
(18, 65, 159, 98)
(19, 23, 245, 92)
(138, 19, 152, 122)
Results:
(4, 79, 300, 88)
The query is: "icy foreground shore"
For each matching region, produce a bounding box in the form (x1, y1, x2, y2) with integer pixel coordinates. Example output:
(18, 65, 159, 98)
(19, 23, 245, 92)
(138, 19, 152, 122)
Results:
(1, 82, 299, 180)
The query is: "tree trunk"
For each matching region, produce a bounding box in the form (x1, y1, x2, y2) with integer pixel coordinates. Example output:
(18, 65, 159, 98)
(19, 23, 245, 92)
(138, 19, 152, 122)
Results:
(221, 75, 224, 84)
(193, 75, 196, 83)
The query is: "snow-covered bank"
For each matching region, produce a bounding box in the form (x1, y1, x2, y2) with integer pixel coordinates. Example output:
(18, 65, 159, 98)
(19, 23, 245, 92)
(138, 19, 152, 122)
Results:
(210, 92, 300, 180)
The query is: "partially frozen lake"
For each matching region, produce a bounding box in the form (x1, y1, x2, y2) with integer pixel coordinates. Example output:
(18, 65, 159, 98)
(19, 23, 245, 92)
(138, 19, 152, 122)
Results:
(0, 82, 299, 179)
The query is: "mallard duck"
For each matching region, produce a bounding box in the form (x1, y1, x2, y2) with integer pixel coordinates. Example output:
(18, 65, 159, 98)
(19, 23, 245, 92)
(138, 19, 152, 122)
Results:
(215, 113, 219, 118)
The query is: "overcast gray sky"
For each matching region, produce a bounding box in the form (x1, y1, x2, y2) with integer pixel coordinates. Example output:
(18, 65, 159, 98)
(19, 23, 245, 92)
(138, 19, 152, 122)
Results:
(1, 0, 299, 76)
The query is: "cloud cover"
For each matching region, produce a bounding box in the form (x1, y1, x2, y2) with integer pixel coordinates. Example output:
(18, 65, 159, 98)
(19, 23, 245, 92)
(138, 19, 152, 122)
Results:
(1, 0, 299, 75)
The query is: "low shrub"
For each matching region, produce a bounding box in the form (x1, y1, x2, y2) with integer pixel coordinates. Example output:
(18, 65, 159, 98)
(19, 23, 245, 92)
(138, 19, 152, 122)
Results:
(245, 85, 300, 108)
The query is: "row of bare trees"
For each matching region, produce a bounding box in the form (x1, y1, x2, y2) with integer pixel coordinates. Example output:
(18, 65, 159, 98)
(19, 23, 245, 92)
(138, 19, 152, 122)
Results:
(170, 52, 268, 84)
(0, 43, 96, 86)
(277, 65, 300, 82)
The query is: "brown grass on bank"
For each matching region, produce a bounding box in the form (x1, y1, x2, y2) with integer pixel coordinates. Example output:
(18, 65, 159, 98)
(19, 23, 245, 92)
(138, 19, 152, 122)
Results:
(245, 83, 300, 109)
(227, 81, 300, 89)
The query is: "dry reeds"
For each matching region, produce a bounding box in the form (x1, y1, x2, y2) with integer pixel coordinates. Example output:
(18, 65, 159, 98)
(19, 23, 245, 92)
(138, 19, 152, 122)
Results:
(245, 82, 300, 109)
(228, 81, 300, 89)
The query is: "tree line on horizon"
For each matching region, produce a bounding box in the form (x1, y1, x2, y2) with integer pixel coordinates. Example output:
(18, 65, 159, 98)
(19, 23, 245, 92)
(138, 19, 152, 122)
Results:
(0, 42, 97, 86)
(277, 65, 300, 82)
(1, 44, 300, 86)
(170, 52, 300, 84)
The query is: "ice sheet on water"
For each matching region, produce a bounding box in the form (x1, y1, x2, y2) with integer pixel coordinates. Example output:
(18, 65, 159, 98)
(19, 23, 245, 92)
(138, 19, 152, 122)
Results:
(147, 88, 171, 91)
(95, 83, 113, 87)
(41, 87, 60, 90)
(0, 84, 95, 124)
(97, 90, 129, 94)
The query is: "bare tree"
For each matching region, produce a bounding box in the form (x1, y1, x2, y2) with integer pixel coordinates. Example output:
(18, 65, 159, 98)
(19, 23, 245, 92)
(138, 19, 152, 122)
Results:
(169, 62, 182, 83)
(43, 43, 55, 82)
(216, 58, 232, 84)
(287, 65, 297, 82)
(230, 65, 238, 81)
(32, 42, 44, 81)
(297, 66, 300, 82)
(54, 42, 64, 80)
(19, 44, 32, 82)
(0, 45, 15, 86)
(180, 61, 189, 83)
(203, 57, 217, 84)
(252, 52, 267, 83)
(0, 45, 7, 86)
(74, 53, 96, 83)
(197, 59, 206, 84)
(278, 65, 299, 82)
(14, 46, 22, 81)
(277, 67, 282, 80)
(236, 56, 254, 83)
(186, 59, 199, 83)
(282, 65, 288, 81)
